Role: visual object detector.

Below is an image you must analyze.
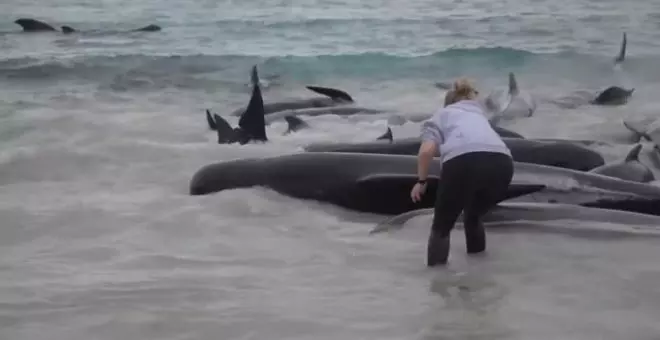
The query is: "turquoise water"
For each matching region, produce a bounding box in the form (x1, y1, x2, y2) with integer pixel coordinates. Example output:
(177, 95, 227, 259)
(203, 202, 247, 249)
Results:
(1, 0, 660, 339)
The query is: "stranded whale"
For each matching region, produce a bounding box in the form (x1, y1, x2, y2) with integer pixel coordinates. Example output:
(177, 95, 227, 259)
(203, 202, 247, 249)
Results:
(189, 153, 660, 216)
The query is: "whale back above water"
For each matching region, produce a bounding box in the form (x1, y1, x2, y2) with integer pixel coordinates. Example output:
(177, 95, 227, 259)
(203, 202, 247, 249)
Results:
(230, 86, 355, 117)
(304, 136, 605, 172)
(14, 18, 57, 32)
(189, 152, 545, 215)
(369, 201, 660, 235)
(189, 152, 660, 216)
(13, 18, 162, 34)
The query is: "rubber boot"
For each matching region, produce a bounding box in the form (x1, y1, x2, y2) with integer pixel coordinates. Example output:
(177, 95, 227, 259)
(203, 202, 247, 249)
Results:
(464, 220, 486, 254)
(426, 230, 450, 266)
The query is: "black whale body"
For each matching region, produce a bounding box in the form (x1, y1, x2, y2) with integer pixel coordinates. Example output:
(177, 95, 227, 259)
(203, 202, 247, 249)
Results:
(189, 152, 544, 215)
(189, 152, 660, 216)
(304, 137, 605, 171)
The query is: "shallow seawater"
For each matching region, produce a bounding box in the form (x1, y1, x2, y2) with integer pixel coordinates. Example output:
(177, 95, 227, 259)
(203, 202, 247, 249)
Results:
(1, 0, 660, 338)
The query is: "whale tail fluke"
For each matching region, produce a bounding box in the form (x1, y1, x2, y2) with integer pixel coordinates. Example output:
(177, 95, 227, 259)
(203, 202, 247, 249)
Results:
(376, 127, 393, 142)
(250, 65, 259, 87)
(212, 113, 238, 144)
(238, 65, 268, 142)
(623, 118, 653, 141)
(498, 184, 546, 203)
(284, 116, 309, 134)
(508, 72, 519, 96)
(625, 144, 643, 162)
(206, 109, 217, 130)
(305, 86, 354, 102)
(615, 32, 627, 64)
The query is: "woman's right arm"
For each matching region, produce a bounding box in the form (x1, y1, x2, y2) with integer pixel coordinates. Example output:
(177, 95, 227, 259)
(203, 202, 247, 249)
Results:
(420, 116, 443, 154)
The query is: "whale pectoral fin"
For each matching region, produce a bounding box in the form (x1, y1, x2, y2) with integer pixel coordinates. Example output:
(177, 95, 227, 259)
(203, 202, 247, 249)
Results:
(305, 86, 354, 102)
(206, 109, 217, 130)
(376, 127, 393, 142)
(368, 183, 547, 234)
(212, 114, 237, 144)
(496, 184, 546, 204)
(370, 208, 435, 234)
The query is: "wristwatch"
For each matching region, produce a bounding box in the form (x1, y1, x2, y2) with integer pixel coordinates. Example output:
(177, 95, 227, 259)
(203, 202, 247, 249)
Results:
(417, 179, 427, 184)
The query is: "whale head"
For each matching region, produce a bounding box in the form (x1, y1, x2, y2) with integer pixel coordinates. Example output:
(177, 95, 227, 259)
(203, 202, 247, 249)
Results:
(189, 158, 267, 195)
(592, 86, 634, 106)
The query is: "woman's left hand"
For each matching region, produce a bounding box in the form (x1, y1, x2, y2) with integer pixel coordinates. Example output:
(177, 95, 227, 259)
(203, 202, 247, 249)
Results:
(410, 183, 427, 203)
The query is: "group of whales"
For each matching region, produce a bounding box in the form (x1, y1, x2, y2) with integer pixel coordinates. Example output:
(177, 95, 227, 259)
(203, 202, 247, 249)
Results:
(435, 32, 634, 110)
(204, 32, 635, 146)
(13, 18, 161, 34)
(188, 31, 660, 235)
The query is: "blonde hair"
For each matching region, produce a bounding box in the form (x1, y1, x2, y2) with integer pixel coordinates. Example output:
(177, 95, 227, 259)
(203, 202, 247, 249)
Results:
(444, 78, 478, 107)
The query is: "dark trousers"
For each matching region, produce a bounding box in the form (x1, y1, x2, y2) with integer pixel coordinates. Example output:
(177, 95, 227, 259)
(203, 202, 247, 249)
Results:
(428, 151, 513, 262)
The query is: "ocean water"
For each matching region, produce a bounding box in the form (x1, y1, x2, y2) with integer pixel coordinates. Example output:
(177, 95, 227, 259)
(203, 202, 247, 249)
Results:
(2, 0, 660, 339)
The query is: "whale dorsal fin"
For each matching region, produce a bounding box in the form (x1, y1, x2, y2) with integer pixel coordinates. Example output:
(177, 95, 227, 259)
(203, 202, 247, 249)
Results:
(206, 109, 217, 130)
(238, 66, 267, 142)
(305, 86, 354, 102)
(615, 32, 627, 64)
(508, 72, 519, 96)
(212, 114, 237, 144)
(284, 115, 309, 134)
(625, 144, 643, 162)
(376, 127, 393, 142)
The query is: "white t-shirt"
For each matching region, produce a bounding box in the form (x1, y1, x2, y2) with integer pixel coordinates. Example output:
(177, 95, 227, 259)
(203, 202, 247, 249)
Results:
(420, 99, 512, 164)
